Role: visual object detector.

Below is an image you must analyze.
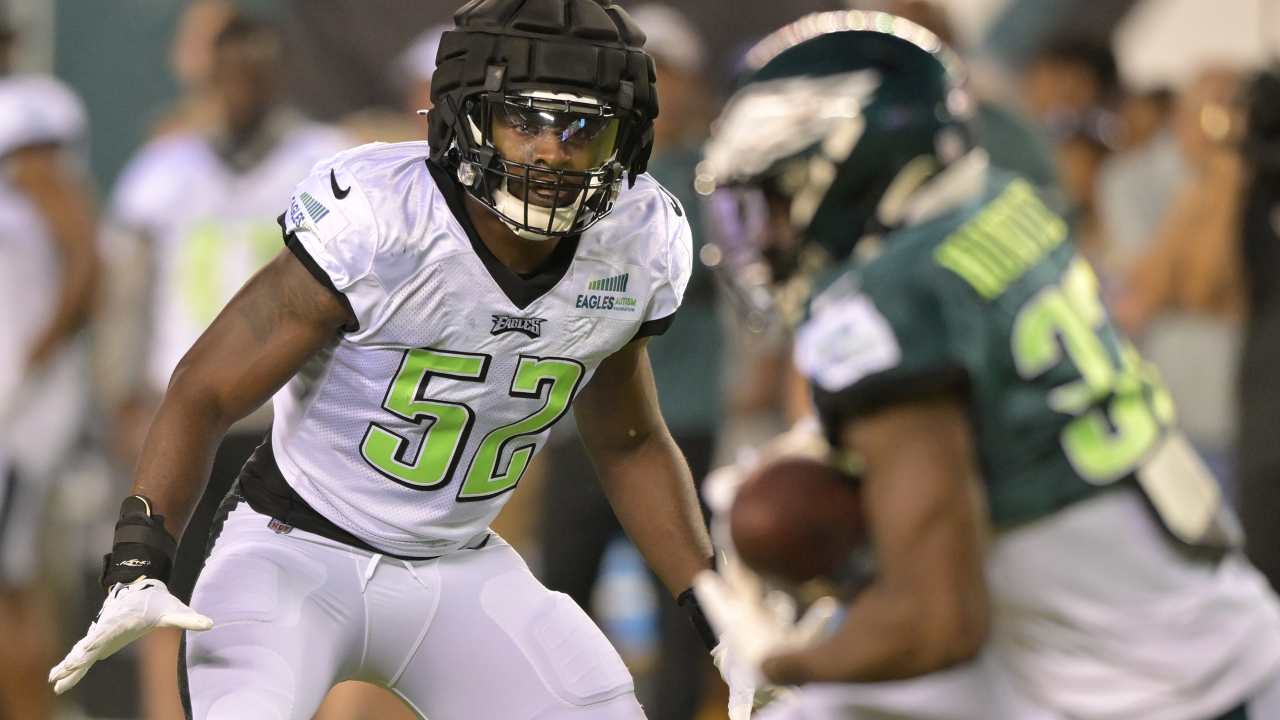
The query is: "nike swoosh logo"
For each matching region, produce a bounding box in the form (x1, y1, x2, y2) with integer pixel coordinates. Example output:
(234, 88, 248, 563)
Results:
(330, 169, 350, 200)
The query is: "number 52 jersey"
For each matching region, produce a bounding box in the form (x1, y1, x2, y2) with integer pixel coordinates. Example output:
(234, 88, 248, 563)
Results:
(273, 141, 691, 557)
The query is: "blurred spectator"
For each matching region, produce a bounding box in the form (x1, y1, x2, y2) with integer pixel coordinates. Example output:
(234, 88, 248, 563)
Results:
(1021, 40, 1122, 261)
(1095, 88, 1184, 284)
(1022, 40, 1121, 138)
(0, 21, 99, 720)
(1112, 68, 1247, 488)
(1233, 66, 1280, 591)
(96, 15, 354, 719)
(536, 4, 722, 718)
(151, 0, 237, 138)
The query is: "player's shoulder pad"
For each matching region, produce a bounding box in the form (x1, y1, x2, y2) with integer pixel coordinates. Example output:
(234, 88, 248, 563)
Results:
(593, 172, 694, 304)
(283, 141, 436, 290)
(0, 74, 86, 158)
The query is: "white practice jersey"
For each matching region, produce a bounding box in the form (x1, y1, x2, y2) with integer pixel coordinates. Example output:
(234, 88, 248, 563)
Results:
(111, 120, 353, 393)
(276, 141, 692, 556)
(0, 74, 86, 409)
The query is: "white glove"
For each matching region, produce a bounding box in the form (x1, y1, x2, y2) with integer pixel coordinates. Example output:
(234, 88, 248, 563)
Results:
(696, 561, 839, 716)
(713, 638, 764, 720)
(49, 578, 212, 694)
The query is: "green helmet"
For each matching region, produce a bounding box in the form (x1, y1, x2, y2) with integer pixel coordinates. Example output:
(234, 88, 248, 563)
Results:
(699, 12, 974, 273)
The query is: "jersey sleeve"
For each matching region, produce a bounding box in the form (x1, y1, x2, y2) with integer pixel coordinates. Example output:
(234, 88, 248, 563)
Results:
(795, 260, 977, 438)
(634, 188, 693, 340)
(0, 76, 86, 158)
(282, 157, 384, 334)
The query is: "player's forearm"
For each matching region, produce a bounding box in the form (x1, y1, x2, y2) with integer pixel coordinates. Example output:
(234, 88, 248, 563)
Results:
(129, 379, 233, 540)
(592, 429, 713, 596)
(763, 574, 989, 684)
(763, 399, 990, 684)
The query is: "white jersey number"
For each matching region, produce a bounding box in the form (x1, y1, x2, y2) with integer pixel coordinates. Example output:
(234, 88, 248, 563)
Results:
(360, 349, 585, 500)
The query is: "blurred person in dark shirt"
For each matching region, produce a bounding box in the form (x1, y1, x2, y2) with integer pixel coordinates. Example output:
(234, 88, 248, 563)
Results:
(536, 5, 723, 719)
(1233, 67, 1280, 593)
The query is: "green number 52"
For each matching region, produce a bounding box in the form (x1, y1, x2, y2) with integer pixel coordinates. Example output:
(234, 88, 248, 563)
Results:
(361, 348, 584, 499)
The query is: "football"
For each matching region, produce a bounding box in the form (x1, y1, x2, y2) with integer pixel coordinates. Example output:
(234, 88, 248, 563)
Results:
(730, 457, 866, 585)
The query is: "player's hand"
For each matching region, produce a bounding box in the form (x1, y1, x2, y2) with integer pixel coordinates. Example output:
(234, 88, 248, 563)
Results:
(695, 562, 839, 690)
(713, 638, 766, 720)
(49, 578, 212, 694)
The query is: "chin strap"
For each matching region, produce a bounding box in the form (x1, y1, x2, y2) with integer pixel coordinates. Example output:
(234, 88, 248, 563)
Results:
(678, 586, 720, 652)
(99, 495, 178, 594)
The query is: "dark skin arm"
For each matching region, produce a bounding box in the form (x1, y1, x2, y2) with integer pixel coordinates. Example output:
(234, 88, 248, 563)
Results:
(10, 143, 100, 368)
(574, 338, 715, 596)
(763, 396, 991, 683)
(131, 250, 353, 538)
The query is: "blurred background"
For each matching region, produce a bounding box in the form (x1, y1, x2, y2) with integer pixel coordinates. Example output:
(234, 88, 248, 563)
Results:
(0, 0, 1278, 718)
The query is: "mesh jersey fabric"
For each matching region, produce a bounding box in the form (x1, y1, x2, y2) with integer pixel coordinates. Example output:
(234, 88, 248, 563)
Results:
(275, 141, 692, 556)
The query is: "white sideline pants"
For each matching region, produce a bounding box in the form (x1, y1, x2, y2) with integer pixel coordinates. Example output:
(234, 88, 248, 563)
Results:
(183, 503, 646, 720)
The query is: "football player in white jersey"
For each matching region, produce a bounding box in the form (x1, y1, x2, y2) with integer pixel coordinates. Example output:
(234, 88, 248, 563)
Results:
(52, 2, 725, 718)
(0, 22, 99, 720)
(101, 15, 355, 718)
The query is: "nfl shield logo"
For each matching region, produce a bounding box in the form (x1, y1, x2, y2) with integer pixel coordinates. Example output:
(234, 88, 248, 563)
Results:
(267, 518, 294, 535)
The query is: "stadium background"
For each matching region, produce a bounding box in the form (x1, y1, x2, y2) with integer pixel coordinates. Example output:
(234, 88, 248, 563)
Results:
(1, 0, 1277, 718)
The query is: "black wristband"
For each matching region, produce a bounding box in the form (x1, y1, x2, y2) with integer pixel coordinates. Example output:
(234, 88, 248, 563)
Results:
(99, 495, 178, 593)
(677, 587, 719, 652)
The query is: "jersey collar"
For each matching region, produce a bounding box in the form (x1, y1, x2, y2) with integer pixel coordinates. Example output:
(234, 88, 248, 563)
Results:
(427, 159, 580, 310)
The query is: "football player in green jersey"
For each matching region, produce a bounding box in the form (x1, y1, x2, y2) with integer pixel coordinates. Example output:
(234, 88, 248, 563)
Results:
(692, 11, 1280, 720)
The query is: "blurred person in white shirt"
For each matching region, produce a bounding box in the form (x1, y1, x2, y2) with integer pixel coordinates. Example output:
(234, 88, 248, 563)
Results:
(98, 14, 354, 719)
(0, 21, 99, 720)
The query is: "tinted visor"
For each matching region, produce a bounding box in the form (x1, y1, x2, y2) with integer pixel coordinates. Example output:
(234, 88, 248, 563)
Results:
(492, 103, 621, 170)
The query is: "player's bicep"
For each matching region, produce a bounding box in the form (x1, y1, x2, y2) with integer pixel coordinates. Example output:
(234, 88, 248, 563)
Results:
(168, 248, 353, 423)
(842, 398, 990, 641)
(574, 338, 665, 455)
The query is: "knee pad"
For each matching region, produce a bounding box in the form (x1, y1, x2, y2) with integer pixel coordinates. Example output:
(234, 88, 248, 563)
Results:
(481, 569, 633, 706)
(188, 644, 296, 720)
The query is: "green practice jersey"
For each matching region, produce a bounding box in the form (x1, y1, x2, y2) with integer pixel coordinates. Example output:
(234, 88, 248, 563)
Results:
(795, 170, 1177, 527)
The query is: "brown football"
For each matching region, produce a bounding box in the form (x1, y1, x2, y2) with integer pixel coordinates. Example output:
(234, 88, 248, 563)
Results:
(730, 457, 866, 585)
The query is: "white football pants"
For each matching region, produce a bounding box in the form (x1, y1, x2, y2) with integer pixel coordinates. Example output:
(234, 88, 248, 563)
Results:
(182, 503, 646, 720)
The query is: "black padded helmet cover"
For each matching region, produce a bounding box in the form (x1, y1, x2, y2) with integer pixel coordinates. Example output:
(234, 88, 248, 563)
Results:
(427, 0, 659, 180)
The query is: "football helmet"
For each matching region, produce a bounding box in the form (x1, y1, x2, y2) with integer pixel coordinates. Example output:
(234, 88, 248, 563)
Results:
(427, 0, 658, 240)
(698, 12, 975, 324)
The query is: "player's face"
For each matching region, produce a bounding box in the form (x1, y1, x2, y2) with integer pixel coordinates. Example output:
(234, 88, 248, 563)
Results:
(212, 39, 283, 137)
(490, 104, 619, 208)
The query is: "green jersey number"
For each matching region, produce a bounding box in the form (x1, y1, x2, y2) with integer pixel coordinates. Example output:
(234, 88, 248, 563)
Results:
(361, 349, 584, 499)
(1012, 257, 1176, 483)
(458, 356, 585, 501)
